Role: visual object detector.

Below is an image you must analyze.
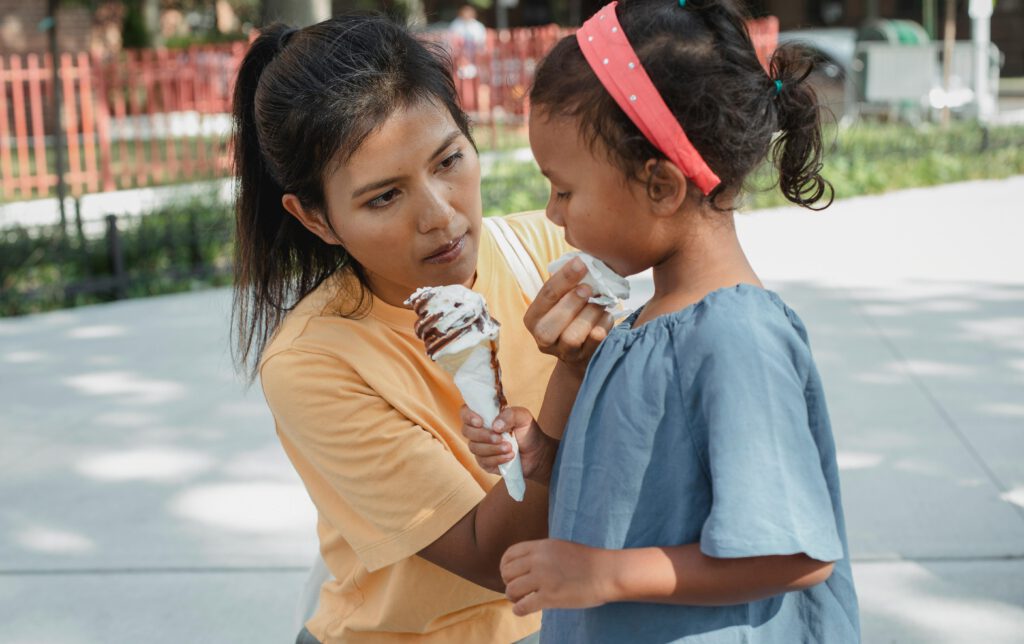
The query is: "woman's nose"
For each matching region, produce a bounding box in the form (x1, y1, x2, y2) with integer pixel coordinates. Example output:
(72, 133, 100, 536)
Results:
(417, 181, 456, 233)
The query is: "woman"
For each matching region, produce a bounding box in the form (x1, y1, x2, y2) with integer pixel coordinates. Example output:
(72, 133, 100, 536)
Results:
(230, 14, 608, 644)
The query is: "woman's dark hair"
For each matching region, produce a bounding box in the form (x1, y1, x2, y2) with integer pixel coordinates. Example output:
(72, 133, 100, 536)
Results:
(231, 14, 472, 382)
(530, 0, 832, 211)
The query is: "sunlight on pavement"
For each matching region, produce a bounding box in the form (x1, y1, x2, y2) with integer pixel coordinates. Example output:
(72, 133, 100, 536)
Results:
(171, 482, 315, 534)
(62, 371, 186, 405)
(66, 325, 127, 340)
(856, 561, 1024, 644)
(852, 371, 905, 385)
(76, 448, 215, 483)
(2, 351, 46, 364)
(1000, 487, 1024, 509)
(894, 360, 977, 378)
(979, 403, 1024, 418)
(836, 451, 885, 471)
(16, 526, 95, 554)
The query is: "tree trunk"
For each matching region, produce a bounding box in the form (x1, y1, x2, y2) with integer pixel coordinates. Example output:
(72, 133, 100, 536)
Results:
(941, 0, 956, 127)
(262, 0, 331, 27)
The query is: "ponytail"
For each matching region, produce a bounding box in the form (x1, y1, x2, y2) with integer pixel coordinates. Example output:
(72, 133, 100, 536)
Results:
(768, 43, 834, 210)
(230, 23, 353, 383)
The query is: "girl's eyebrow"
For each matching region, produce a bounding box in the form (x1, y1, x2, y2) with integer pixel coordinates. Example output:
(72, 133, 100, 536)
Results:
(350, 131, 463, 200)
(539, 166, 566, 183)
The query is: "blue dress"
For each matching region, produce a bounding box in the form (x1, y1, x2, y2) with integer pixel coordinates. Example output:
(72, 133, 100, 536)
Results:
(543, 285, 860, 643)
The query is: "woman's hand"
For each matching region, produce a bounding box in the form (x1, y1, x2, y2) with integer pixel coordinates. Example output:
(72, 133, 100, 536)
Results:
(501, 539, 617, 616)
(461, 406, 558, 485)
(525, 258, 613, 374)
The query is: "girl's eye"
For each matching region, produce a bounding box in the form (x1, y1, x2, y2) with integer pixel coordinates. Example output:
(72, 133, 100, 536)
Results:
(439, 150, 464, 171)
(367, 188, 400, 209)
(555, 191, 571, 201)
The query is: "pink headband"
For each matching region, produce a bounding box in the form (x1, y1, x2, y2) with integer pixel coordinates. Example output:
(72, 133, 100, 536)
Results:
(576, 2, 721, 195)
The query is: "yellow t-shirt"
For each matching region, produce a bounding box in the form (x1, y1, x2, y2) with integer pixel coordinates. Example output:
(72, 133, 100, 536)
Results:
(260, 212, 569, 643)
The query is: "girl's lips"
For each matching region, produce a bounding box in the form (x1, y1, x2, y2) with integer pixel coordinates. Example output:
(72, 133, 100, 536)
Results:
(424, 235, 466, 264)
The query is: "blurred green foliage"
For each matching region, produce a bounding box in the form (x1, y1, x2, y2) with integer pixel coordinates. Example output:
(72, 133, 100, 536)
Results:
(1, 197, 232, 316)
(2, 121, 1023, 316)
(743, 121, 1024, 210)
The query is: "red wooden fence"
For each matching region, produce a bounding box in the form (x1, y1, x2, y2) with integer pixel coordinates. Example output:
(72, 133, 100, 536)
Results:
(0, 20, 776, 203)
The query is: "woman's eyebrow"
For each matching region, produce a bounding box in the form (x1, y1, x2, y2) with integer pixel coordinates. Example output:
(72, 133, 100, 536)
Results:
(429, 131, 462, 161)
(350, 131, 463, 200)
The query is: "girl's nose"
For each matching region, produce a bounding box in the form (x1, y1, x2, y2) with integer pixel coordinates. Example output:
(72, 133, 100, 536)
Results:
(545, 197, 564, 227)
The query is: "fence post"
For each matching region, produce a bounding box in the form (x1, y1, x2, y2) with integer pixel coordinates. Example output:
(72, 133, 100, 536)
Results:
(188, 208, 201, 271)
(105, 214, 126, 299)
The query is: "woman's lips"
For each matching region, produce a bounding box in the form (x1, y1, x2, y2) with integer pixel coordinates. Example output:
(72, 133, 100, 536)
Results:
(423, 234, 466, 264)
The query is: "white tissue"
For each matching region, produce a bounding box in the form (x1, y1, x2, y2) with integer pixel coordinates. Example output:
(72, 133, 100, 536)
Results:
(548, 251, 631, 311)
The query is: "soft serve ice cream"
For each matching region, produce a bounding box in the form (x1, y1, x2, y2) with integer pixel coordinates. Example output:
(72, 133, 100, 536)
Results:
(405, 285, 526, 501)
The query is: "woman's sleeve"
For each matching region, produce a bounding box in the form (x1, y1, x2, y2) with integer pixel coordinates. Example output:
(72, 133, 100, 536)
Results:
(691, 317, 844, 563)
(261, 348, 484, 572)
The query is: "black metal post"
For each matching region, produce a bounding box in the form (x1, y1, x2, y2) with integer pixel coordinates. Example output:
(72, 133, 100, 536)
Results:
(105, 214, 126, 299)
(46, 0, 68, 229)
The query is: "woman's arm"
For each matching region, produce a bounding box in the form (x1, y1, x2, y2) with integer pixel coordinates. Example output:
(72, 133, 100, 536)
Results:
(417, 479, 550, 592)
(419, 407, 559, 591)
(418, 262, 613, 588)
(500, 539, 835, 615)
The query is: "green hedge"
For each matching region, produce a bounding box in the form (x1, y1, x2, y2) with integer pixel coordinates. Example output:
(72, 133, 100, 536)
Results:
(2, 121, 1022, 316)
(1, 198, 233, 316)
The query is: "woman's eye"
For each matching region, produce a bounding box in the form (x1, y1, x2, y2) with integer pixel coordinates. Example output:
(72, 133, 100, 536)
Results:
(439, 150, 464, 171)
(367, 188, 400, 209)
(555, 191, 571, 201)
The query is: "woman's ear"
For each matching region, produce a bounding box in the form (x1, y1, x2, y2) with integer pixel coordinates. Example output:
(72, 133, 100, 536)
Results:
(641, 159, 687, 217)
(282, 194, 341, 245)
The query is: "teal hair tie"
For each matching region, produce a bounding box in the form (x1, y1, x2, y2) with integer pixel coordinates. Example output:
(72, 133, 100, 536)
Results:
(678, 0, 686, 6)
(773, 79, 783, 96)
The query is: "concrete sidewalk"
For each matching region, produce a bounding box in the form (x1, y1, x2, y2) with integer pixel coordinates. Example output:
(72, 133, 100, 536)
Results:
(2, 177, 1023, 643)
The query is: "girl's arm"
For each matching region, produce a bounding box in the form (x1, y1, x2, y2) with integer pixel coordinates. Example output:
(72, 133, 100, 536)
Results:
(537, 359, 584, 440)
(501, 539, 835, 615)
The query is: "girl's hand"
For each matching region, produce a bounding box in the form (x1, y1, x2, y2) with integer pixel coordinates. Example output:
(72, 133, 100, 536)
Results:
(525, 258, 613, 374)
(500, 539, 617, 616)
(461, 406, 558, 485)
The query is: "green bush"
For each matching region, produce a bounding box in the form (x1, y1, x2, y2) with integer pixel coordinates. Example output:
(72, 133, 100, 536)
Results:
(1, 197, 233, 316)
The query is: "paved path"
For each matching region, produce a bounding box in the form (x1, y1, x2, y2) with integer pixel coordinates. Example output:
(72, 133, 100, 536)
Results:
(2, 177, 1023, 643)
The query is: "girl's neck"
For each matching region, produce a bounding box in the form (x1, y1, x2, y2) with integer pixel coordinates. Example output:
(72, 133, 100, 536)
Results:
(638, 210, 760, 324)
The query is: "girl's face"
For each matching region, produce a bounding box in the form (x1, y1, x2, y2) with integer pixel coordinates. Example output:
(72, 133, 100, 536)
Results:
(528, 110, 661, 278)
(289, 100, 482, 307)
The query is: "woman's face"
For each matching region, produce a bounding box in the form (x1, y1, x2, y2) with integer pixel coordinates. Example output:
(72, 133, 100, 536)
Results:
(293, 100, 482, 307)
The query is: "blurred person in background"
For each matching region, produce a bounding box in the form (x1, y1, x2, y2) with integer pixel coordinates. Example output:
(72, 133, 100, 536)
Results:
(450, 3, 487, 47)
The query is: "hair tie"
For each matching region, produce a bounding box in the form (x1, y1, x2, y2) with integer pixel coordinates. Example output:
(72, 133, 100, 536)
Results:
(678, 0, 686, 6)
(773, 79, 783, 96)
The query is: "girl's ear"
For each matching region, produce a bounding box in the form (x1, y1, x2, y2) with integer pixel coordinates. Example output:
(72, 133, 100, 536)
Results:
(282, 194, 342, 245)
(641, 159, 687, 217)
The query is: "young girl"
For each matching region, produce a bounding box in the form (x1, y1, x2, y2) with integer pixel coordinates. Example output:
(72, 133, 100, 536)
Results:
(463, 0, 860, 641)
